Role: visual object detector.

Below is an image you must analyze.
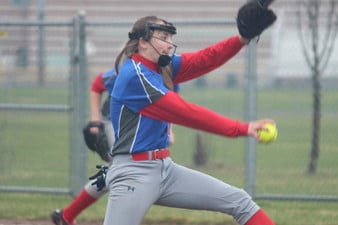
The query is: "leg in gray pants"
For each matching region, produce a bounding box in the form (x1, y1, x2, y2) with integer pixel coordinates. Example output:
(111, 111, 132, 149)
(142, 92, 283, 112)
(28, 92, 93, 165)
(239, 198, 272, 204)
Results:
(103, 156, 259, 225)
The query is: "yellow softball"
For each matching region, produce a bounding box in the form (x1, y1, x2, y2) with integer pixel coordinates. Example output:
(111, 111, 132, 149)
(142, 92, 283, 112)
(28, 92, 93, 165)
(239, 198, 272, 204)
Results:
(258, 123, 278, 144)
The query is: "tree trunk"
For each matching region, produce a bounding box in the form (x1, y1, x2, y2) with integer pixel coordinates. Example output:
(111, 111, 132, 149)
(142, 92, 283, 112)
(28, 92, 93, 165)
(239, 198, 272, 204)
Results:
(193, 132, 208, 166)
(308, 69, 321, 174)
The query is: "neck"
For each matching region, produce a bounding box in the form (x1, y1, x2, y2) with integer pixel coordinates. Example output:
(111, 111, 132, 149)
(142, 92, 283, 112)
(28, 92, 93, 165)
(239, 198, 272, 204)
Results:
(131, 53, 158, 72)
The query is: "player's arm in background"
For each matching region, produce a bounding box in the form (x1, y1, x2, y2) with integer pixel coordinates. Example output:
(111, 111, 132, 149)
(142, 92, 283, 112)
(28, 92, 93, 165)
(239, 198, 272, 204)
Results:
(91, 92, 102, 122)
(90, 72, 106, 133)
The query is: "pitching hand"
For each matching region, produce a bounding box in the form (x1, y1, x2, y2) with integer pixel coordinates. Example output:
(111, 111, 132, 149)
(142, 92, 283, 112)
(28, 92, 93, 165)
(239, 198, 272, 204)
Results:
(248, 119, 276, 141)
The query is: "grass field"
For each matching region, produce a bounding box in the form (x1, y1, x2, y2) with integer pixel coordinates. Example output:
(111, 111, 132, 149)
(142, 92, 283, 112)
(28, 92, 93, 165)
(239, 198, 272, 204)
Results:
(1, 85, 338, 225)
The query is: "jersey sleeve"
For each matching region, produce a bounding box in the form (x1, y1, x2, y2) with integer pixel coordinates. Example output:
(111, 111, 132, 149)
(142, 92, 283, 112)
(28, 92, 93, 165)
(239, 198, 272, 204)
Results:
(173, 35, 244, 84)
(140, 91, 248, 138)
(91, 72, 106, 93)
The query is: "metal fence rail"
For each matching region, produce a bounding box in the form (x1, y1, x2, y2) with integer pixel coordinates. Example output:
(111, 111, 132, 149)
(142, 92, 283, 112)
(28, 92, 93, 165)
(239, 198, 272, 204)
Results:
(1, 14, 337, 202)
(0, 13, 88, 197)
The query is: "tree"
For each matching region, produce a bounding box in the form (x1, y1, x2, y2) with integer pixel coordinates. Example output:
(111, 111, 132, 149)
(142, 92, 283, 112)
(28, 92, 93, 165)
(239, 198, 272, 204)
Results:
(296, 0, 338, 174)
(193, 132, 208, 166)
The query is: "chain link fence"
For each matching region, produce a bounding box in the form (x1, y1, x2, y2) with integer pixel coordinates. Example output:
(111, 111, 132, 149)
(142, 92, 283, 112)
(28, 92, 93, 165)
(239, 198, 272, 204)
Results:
(0, 13, 337, 202)
(0, 14, 88, 196)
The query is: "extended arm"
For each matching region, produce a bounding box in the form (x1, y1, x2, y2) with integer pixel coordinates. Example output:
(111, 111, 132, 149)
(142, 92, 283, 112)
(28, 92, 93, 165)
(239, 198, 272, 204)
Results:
(140, 91, 248, 138)
(140, 91, 275, 140)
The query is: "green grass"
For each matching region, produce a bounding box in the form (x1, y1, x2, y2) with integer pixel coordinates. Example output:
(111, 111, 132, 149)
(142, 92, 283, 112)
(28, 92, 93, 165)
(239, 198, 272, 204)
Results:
(1, 86, 338, 224)
(1, 193, 338, 225)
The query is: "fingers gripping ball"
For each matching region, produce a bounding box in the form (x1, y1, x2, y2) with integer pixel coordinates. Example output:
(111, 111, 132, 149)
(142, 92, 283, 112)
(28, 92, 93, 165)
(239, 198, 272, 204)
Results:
(258, 123, 278, 144)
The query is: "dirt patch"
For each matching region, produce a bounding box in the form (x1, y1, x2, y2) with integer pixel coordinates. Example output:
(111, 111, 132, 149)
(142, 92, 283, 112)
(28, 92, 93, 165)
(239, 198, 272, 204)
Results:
(0, 218, 236, 225)
(0, 219, 102, 225)
(0, 219, 178, 225)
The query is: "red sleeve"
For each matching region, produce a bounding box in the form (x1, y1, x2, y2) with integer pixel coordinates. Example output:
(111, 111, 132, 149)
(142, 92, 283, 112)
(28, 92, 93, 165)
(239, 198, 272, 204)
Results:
(91, 72, 107, 93)
(140, 91, 248, 138)
(174, 35, 244, 84)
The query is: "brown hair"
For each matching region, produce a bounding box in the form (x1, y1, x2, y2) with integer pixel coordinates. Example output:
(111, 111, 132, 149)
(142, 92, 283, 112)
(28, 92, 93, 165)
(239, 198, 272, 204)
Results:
(114, 16, 174, 90)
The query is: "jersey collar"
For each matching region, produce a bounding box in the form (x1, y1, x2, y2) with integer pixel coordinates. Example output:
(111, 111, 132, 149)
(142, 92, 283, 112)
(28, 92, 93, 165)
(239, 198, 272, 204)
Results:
(131, 53, 157, 72)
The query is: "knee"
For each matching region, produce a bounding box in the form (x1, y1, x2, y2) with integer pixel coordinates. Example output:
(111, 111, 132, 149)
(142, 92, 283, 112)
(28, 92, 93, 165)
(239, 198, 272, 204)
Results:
(85, 181, 109, 199)
(231, 189, 259, 225)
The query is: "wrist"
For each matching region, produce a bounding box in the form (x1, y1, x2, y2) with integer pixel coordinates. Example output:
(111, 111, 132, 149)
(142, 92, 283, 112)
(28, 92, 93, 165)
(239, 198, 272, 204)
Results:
(238, 35, 249, 45)
(90, 120, 102, 125)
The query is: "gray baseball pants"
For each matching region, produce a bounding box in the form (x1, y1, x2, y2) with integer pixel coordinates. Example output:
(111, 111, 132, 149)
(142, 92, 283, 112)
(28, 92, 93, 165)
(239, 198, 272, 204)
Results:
(103, 155, 260, 225)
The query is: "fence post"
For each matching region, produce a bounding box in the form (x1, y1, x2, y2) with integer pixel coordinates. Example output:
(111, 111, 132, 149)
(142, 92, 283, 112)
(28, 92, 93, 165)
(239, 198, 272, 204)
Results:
(37, 0, 45, 85)
(245, 39, 257, 197)
(69, 10, 88, 197)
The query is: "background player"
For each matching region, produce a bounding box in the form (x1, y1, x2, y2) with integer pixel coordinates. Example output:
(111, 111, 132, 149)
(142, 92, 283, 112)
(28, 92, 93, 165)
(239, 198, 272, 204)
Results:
(51, 68, 178, 225)
(50, 69, 116, 225)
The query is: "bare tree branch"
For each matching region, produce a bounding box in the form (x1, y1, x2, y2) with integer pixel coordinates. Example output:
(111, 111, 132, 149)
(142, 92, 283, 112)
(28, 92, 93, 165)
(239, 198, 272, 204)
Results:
(310, 0, 319, 72)
(319, 0, 334, 61)
(297, 0, 313, 69)
(319, 2, 338, 72)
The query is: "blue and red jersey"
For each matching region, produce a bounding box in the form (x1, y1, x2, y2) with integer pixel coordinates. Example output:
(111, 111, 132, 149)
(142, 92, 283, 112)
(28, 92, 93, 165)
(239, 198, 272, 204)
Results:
(110, 35, 249, 155)
(91, 68, 117, 94)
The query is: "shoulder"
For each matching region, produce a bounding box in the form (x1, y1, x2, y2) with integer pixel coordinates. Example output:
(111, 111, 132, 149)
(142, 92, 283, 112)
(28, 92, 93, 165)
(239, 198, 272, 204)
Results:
(102, 68, 117, 80)
(171, 54, 182, 78)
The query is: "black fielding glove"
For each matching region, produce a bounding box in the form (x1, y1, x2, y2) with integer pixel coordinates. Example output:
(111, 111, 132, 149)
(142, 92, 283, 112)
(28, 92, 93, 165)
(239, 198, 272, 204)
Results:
(82, 121, 111, 162)
(236, 0, 277, 40)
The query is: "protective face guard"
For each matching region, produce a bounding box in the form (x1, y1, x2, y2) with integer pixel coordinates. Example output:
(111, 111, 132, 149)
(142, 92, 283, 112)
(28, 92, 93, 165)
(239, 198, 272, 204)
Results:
(146, 22, 177, 35)
(128, 21, 177, 40)
(128, 21, 177, 67)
